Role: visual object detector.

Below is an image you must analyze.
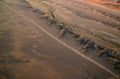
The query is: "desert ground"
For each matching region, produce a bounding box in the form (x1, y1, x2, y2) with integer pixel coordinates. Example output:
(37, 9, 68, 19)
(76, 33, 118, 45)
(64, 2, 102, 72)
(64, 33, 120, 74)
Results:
(85, 0, 120, 10)
(0, 0, 120, 79)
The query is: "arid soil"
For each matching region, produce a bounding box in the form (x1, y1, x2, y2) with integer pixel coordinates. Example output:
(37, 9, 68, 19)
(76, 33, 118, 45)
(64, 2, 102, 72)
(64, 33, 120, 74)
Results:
(0, 0, 120, 79)
(27, 0, 120, 52)
(85, 0, 120, 10)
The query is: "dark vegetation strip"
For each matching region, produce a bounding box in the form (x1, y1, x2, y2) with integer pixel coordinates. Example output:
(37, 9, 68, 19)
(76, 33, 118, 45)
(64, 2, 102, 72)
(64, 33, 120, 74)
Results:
(32, 8, 120, 70)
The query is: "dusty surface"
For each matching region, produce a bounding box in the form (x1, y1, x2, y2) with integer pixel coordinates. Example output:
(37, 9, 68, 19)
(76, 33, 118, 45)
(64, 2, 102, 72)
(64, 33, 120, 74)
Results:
(85, 0, 120, 10)
(0, 0, 120, 79)
(27, 0, 120, 52)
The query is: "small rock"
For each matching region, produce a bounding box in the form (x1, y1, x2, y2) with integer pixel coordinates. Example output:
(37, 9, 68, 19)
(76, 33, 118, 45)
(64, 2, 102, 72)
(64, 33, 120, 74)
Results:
(72, 34, 80, 38)
(41, 14, 49, 20)
(79, 37, 89, 45)
(57, 23, 65, 30)
(96, 45, 105, 51)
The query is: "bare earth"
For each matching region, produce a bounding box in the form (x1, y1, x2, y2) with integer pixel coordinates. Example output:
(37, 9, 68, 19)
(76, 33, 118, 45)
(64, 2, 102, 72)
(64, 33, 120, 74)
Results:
(0, 0, 120, 79)
(85, 0, 120, 10)
(27, 0, 120, 52)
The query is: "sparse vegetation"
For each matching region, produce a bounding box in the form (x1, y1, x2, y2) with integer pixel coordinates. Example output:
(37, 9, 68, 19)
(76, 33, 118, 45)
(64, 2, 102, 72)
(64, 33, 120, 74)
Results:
(27, 0, 120, 70)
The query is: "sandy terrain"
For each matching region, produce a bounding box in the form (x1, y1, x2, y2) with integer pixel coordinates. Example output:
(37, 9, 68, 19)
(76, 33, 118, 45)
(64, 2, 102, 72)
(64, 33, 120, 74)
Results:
(27, 0, 120, 52)
(85, 0, 120, 10)
(0, 0, 120, 79)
